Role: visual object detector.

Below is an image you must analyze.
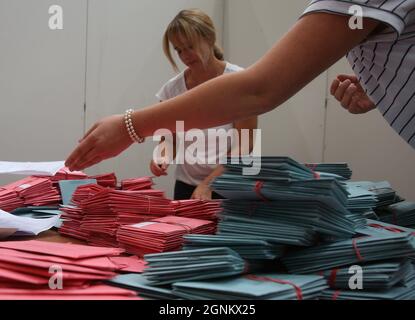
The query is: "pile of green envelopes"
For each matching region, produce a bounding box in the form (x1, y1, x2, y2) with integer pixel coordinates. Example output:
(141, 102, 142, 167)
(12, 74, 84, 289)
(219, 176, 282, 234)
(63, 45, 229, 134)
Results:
(142, 248, 256, 285)
(304, 163, 352, 180)
(282, 232, 415, 274)
(172, 273, 328, 300)
(376, 201, 415, 228)
(183, 234, 285, 260)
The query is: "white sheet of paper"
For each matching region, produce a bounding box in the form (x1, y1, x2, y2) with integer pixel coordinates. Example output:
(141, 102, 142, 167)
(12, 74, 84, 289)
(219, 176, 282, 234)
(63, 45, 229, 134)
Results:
(0, 161, 65, 176)
(0, 209, 59, 236)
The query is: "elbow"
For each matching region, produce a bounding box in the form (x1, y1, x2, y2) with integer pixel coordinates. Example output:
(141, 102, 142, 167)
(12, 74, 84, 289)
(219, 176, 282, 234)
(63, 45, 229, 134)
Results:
(244, 70, 280, 116)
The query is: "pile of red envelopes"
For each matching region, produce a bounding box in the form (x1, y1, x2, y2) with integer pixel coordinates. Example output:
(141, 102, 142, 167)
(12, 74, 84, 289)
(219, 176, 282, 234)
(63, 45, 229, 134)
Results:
(121, 177, 154, 191)
(0, 240, 146, 300)
(89, 173, 117, 188)
(117, 216, 216, 257)
(0, 177, 61, 211)
(172, 199, 223, 220)
(60, 185, 174, 247)
(40, 167, 88, 183)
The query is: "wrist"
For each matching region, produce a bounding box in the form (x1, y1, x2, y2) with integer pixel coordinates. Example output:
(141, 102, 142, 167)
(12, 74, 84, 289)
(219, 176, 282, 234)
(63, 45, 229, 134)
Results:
(124, 109, 145, 144)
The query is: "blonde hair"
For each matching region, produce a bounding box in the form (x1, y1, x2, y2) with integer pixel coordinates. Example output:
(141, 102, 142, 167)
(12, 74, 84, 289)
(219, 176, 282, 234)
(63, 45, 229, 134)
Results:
(163, 9, 224, 72)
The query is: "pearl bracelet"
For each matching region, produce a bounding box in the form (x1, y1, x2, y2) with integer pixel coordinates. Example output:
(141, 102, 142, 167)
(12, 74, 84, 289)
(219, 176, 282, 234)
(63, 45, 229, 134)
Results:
(124, 109, 145, 144)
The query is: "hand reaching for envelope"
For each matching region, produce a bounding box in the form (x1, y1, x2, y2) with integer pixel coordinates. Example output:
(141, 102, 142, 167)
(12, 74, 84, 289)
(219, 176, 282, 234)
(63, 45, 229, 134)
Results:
(65, 114, 133, 172)
(330, 74, 376, 114)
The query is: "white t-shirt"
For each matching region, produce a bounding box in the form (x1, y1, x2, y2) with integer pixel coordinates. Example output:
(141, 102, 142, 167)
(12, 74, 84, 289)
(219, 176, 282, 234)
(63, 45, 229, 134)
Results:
(156, 62, 244, 186)
(303, 0, 415, 149)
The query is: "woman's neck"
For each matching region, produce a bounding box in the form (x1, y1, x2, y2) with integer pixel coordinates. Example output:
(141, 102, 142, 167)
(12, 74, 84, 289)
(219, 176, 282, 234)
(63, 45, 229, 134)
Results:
(185, 58, 226, 89)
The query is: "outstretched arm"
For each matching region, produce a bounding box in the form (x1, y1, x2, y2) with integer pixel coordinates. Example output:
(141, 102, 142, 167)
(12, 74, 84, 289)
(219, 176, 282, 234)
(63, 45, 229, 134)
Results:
(66, 13, 379, 171)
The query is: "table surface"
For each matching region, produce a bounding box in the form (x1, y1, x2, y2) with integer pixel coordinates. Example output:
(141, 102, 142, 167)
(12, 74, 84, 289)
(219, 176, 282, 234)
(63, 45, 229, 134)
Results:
(8, 230, 86, 244)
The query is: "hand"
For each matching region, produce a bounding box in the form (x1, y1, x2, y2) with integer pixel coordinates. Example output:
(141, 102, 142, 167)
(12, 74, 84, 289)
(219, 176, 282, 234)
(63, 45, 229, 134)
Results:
(191, 183, 213, 201)
(65, 114, 133, 171)
(330, 74, 376, 114)
(150, 160, 169, 177)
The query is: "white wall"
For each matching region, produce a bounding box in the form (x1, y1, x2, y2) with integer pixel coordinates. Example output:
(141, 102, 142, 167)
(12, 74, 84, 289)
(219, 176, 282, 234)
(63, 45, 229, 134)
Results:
(84, 0, 225, 198)
(0, 0, 86, 185)
(224, 0, 327, 163)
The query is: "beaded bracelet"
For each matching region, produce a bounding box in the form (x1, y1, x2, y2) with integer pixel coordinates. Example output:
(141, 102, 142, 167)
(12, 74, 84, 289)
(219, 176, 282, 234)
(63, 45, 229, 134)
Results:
(124, 109, 145, 144)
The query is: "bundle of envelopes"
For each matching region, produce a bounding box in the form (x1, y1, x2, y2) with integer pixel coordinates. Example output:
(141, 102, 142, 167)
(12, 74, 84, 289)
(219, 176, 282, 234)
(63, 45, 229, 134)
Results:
(117, 216, 216, 257)
(0, 176, 61, 211)
(60, 186, 172, 247)
(108, 273, 178, 300)
(217, 212, 316, 246)
(320, 280, 415, 300)
(211, 157, 350, 214)
(282, 232, 415, 274)
(0, 187, 25, 212)
(319, 259, 413, 290)
(44, 167, 87, 182)
(88, 173, 117, 188)
(0, 240, 143, 300)
(142, 248, 249, 285)
(343, 182, 378, 215)
(376, 201, 415, 228)
(172, 273, 328, 300)
(172, 199, 223, 220)
(183, 234, 285, 260)
(220, 200, 359, 240)
(346, 181, 399, 208)
(121, 177, 154, 191)
(304, 163, 352, 180)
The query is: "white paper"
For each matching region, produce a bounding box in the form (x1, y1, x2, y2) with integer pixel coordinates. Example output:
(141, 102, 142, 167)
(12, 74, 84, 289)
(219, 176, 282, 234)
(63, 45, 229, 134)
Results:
(0, 161, 65, 176)
(0, 209, 59, 237)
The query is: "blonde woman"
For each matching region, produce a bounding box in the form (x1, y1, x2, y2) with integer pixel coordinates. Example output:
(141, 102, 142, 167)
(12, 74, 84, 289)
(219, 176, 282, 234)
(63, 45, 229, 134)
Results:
(149, 9, 257, 200)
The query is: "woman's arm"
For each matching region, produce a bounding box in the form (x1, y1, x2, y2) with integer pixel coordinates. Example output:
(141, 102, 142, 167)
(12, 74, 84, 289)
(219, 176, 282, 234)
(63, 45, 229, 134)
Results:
(191, 116, 258, 200)
(66, 13, 379, 171)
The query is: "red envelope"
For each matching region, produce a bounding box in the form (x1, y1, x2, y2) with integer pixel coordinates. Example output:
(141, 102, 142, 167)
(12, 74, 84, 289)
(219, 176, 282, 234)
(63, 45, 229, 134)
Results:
(0, 284, 137, 296)
(0, 240, 124, 259)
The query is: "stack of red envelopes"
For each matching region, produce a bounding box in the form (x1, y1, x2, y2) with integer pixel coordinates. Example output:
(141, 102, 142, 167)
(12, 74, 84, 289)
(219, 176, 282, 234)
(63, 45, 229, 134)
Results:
(172, 199, 223, 220)
(88, 173, 117, 188)
(59, 185, 107, 241)
(117, 216, 216, 257)
(60, 185, 173, 247)
(43, 167, 88, 183)
(81, 189, 172, 247)
(0, 240, 144, 300)
(0, 188, 24, 212)
(1, 177, 61, 209)
(121, 177, 154, 191)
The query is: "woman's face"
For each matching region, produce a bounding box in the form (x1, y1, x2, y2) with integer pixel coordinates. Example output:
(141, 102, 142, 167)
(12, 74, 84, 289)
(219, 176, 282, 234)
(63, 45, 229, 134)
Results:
(171, 34, 212, 68)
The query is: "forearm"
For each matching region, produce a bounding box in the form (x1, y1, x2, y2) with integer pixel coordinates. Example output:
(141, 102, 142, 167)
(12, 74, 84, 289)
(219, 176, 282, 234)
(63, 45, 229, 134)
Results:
(202, 165, 226, 186)
(132, 13, 379, 138)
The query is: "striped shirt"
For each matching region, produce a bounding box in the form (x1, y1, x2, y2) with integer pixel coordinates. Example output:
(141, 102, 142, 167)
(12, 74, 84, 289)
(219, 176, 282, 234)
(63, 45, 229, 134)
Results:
(303, 0, 415, 149)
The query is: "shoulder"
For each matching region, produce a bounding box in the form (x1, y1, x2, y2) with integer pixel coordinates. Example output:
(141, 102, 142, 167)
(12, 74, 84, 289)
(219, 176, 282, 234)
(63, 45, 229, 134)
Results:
(156, 72, 186, 101)
(224, 62, 245, 74)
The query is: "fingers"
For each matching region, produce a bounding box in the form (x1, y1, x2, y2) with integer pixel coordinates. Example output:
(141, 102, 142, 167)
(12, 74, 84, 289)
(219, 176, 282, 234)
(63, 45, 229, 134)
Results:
(79, 123, 99, 143)
(340, 84, 358, 109)
(70, 147, 100, 171)
(337, 74, 359, 83)
(334, 79, 352, 102)
(330, 79, 340, 96)
(76, 156, 103, 171)
(65, 136, 96, 171)
(150, 161, 168, 177)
